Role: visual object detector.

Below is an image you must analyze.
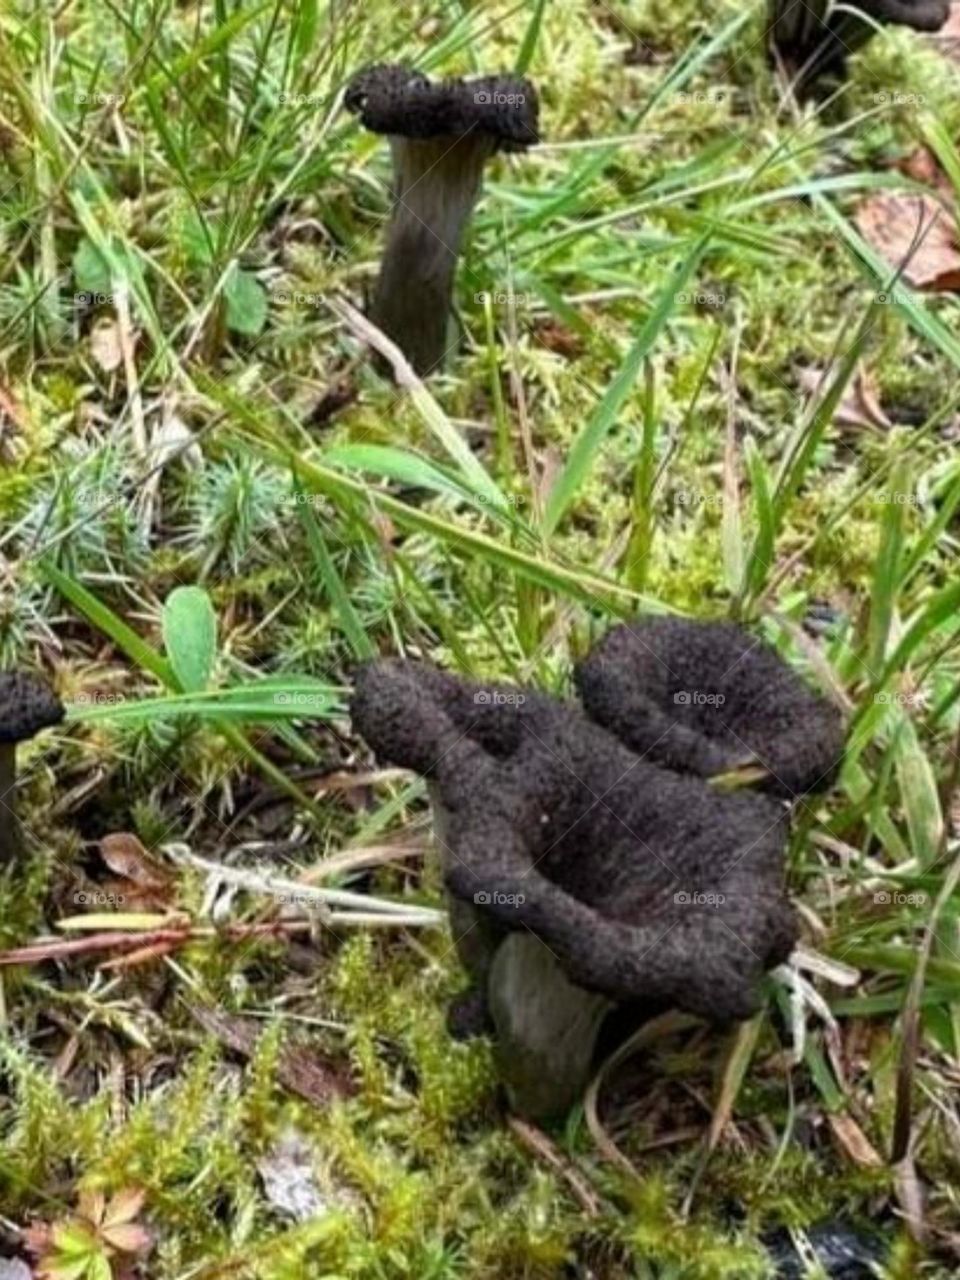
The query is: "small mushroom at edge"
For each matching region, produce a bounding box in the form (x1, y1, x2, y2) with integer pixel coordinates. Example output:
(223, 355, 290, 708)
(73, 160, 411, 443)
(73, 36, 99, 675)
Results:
(769, 0, 951, 92)
(344, 64, 540, 377)
(0, 672, 65, 865)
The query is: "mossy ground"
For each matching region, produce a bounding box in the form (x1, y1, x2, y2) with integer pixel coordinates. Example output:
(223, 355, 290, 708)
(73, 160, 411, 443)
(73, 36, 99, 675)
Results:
(2, 0, 960, 1276)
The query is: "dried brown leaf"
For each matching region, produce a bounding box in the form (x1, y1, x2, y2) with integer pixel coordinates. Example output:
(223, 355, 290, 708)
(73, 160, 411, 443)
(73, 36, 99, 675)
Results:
(796, 364, 892, 431)
(827, 1112, 883, 1169)
(855, 193, 960, 292)
(89, 320, 123, 373)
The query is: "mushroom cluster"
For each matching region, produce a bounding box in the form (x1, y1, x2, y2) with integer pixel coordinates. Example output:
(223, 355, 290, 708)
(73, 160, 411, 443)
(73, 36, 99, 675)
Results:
(0, 673, 65, 867)
(344, 64, 539, 377)
(769, 0, 950, 91)
(350, 619, 844, 1120)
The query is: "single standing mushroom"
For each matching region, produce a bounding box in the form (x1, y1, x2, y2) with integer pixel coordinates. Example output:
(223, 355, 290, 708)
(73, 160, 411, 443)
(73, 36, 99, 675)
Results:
(768, 0, 950, 92)
(344, 64, 540, 377)
(351, 659, 796, 1121)
(0, 672, 65, 866)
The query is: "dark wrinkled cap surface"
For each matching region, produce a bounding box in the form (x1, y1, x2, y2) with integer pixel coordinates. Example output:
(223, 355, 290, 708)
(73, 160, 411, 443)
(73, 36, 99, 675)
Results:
(0, 672, 65, 743)
(351, 658, 796, 1024)
(344, 63, 540, 150)
(857, 0, 950, 30)
(576, 617, 845, 799)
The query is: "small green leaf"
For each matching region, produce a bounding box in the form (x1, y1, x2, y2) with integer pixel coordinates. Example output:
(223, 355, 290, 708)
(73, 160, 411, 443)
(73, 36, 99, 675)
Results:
(894, 716, 944, 868)
(162, 586, 217, 693)
(73, 239, 112, 297)
(224, 266, 268, 336)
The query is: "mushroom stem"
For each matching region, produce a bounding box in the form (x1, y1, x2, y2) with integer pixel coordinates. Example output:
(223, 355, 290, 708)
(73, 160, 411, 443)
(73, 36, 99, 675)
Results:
(371, 135, 494, 377)
(0, 744, 17, 865)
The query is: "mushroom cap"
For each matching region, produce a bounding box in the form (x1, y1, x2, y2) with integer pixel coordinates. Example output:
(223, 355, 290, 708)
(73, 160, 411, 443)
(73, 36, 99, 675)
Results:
(0, 672, 65, 743)
(575, 617, 845, 799)
(857, 0, 950, 30)
(344, 63, 539, 151)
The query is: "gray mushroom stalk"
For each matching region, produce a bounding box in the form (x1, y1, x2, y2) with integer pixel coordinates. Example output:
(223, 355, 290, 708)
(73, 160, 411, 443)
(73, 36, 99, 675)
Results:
(0, 672, 65, 866)
(344, 64, 540, 377)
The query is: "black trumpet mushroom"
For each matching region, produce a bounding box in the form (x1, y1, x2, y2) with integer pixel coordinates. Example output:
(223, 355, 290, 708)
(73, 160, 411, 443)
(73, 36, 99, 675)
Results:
(769, 0, 950, 92)
(344, 64, 539, 377)
(351, 658, 798, 1120)
(576, 617, 845, 799)
(0, 672, 65, 866)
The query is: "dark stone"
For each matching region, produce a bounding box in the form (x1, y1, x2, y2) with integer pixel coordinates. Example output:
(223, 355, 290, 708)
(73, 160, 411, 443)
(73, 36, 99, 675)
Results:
(763, 1221, 888, 1279)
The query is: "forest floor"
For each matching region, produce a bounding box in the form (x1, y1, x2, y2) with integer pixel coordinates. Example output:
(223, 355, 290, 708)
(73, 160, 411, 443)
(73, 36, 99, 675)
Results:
(2, 0, 960, 1276)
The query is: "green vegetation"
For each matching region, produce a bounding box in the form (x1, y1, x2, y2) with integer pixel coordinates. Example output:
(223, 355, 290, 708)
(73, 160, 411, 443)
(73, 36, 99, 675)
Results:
(1, 0, 960, 1275)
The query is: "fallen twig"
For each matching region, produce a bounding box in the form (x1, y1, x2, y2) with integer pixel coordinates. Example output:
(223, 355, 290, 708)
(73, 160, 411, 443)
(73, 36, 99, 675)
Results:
(507, 1116, 601, 1218)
